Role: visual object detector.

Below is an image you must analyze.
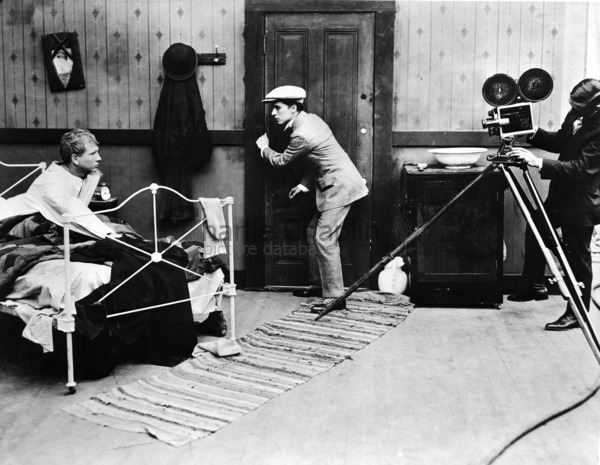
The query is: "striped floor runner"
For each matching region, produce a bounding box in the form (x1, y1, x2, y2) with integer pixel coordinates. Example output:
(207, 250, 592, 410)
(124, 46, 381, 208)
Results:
(63, 292, 413, 447)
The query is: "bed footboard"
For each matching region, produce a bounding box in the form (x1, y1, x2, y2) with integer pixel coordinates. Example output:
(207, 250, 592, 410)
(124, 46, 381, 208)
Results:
(62, 183, 236, 394)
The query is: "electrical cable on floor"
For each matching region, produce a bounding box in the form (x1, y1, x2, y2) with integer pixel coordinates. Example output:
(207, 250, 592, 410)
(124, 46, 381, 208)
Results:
(484, 374, 600, 465)
(484, 242, 600, 463)
(486, 276, 600, 464)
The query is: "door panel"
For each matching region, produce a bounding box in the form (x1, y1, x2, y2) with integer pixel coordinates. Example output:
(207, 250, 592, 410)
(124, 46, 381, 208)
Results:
(264, 13, 374, 287)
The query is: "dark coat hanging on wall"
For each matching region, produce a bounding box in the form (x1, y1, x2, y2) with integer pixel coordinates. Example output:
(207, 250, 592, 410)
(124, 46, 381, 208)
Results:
(152, 74, 213, 223)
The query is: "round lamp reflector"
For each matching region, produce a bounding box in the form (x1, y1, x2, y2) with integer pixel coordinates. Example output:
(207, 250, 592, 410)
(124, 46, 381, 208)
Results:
(517, 68, 553, 102)
(482, 73, 518, 106)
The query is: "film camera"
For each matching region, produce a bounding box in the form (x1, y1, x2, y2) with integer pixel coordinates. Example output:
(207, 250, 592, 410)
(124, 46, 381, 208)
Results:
(481, 68, 553, 162)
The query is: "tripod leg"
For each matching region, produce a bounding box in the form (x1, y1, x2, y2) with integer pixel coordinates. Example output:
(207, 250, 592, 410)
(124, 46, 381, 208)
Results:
(501, 165, 600, 365)
(314, 163, 497, 321)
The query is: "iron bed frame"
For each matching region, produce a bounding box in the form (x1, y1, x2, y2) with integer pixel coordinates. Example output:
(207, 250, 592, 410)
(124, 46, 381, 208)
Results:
(1, 162, 237, 394)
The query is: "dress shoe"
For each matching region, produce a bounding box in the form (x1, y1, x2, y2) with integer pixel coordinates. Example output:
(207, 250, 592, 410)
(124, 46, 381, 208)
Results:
(292, 286, 323, 298)
(507, 287, 548, 302)
(310, 298, 346, 314)
(545, 310, 579, 331)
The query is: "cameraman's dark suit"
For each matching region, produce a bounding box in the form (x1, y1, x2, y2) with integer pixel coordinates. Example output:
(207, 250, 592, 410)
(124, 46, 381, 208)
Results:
(262, 110, 368, 298)
(522, 109, 600, 309)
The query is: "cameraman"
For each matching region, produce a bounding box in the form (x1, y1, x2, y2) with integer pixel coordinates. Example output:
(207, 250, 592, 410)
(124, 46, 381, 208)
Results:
(508, 78, 600, 330)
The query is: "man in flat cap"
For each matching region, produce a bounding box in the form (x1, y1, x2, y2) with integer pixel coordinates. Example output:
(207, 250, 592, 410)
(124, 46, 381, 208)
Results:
(256, 85, 368, 313)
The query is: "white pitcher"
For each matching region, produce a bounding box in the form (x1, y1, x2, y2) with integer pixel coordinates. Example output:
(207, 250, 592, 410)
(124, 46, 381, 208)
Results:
(378, 256, 408, 295)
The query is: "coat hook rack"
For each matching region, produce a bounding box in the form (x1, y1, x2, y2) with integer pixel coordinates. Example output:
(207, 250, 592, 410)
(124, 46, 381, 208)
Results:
(197, 45, 226, 66)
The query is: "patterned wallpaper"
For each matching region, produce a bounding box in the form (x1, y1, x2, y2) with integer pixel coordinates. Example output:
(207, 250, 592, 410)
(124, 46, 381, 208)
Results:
(394, 1, 594, 132)
(0, 1, 595, 132)
(0, 0, 244, 131)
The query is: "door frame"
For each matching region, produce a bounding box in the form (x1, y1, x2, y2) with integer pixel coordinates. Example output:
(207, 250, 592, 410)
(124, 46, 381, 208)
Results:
(244, 0, 396, 289)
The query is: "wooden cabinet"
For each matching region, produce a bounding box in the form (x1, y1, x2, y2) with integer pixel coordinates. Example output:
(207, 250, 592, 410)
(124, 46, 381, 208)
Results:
(398, 165, 504, 308)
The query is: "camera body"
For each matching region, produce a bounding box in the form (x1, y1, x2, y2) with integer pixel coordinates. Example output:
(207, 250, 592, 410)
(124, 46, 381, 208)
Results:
(481, 102, 536, 162)
(481, 69, 553, 163)
(481, 102, 535, 138)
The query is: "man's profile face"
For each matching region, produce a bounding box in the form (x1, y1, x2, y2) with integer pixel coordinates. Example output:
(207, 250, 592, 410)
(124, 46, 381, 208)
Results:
(271, 102, 295, 125)
(75, 140, 101, 174)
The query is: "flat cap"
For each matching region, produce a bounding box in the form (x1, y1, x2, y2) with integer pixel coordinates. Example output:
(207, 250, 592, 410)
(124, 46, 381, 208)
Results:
(261, 85, 306, 103)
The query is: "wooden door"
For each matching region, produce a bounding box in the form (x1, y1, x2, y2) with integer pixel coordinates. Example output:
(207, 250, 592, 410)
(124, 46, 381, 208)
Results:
(263, 13, 374, 288)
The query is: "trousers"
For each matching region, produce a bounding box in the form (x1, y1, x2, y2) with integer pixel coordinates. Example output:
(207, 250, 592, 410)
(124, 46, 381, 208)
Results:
(521, 205, 594, 310)
(306, 205, 351, 297)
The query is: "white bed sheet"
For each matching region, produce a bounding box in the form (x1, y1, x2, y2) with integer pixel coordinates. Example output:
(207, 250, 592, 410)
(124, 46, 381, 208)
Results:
(6, 259, 112, 312)
(2, 259, 111, 352)
(189, 268, 224, 320)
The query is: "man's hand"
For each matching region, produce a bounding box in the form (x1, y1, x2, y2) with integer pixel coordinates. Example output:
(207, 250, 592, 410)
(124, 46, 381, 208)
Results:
(509, 147, 543, 169)
(256, 134, 270, 157)
(289, 184, 308, 200)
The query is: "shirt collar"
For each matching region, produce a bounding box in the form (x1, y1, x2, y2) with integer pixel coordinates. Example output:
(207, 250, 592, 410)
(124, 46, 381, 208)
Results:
(284, 117, 296, 131)
(285, 111, 305, 131)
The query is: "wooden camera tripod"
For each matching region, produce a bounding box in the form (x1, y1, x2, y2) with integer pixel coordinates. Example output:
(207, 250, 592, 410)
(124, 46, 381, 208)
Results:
(315, 161, 600, 366)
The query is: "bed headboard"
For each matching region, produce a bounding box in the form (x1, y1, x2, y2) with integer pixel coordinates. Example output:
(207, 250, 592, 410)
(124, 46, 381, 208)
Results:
(0, 161, 47, 197)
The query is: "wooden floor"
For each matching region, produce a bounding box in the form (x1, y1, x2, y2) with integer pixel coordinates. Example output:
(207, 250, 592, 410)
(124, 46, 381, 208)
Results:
(1, 286, 599, 465)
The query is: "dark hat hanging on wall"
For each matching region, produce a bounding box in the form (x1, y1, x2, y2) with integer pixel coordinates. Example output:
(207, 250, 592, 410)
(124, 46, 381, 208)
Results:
(162, 43, 198, 81)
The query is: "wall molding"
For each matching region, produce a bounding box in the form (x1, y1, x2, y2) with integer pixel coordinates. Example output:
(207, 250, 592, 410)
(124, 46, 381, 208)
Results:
(0, 128, 499, 148)
(392, 131, 498, 147)
(0, 129, 244, 146)
(246, 0, 396, 12)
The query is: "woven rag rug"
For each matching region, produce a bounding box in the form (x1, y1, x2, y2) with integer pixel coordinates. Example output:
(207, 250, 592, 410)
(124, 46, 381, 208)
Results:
(63, 292, 413, 447)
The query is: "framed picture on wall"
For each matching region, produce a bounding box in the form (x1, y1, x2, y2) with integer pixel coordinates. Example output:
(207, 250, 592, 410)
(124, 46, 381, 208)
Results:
(41, 32, 86, 92)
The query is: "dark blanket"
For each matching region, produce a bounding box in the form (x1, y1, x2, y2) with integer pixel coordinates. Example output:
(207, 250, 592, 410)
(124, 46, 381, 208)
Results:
(74, 237, 197, 365)
(0, 214, 71, 298)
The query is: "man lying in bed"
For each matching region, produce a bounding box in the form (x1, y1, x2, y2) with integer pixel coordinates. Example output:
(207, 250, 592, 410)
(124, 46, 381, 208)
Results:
(0, 129, 217, 378)
(0, 129, 115, 238)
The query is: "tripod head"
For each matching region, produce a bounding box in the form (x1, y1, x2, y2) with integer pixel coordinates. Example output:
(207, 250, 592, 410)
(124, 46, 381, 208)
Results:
(486, 136, 525, 165)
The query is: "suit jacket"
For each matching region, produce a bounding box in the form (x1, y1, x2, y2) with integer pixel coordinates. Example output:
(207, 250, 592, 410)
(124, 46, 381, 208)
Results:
(262, 111, 368, 212)
(529, 110, 600, 226)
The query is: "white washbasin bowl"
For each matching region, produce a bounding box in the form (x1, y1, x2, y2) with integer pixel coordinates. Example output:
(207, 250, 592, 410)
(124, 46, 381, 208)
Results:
(428, 147, 487, 169)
